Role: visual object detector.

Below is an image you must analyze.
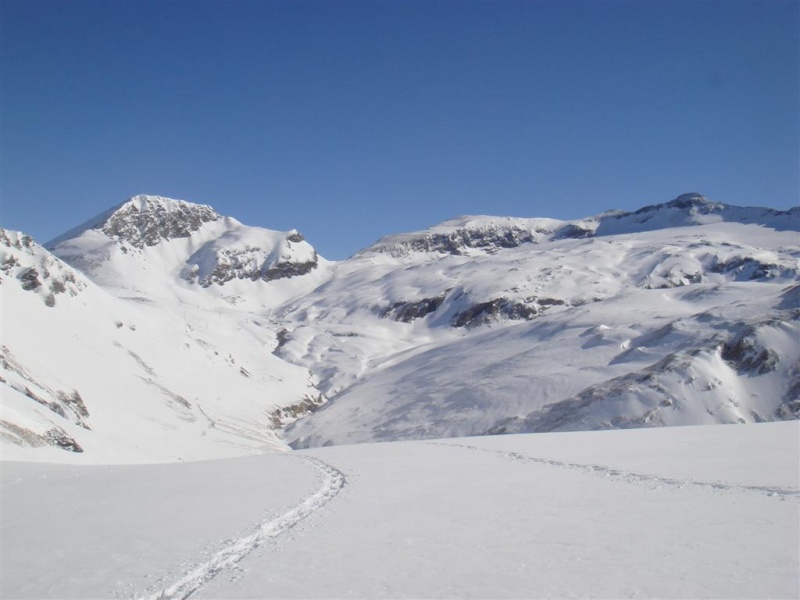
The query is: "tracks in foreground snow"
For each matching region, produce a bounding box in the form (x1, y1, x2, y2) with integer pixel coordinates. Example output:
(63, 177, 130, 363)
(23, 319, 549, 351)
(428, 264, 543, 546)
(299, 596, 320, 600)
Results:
(433, 442, 800, 500)
(140, 455, 346, 600)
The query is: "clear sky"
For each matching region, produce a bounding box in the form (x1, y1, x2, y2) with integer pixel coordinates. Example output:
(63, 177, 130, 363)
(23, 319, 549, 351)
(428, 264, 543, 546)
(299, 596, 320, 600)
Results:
(2, 1, 797, 259)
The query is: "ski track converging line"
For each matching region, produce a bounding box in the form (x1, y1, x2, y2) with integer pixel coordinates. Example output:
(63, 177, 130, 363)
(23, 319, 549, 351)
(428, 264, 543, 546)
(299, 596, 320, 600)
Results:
(432, 442, 800, 499)
(140, 455, 346, 600)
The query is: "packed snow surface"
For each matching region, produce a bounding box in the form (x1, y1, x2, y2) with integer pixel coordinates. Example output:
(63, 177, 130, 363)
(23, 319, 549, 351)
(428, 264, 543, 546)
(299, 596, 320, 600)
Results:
(1, 422, 797, 599)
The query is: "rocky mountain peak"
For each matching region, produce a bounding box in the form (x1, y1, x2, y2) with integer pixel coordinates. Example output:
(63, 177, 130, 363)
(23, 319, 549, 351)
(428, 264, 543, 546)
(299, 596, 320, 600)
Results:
(97, 195, 221, 248)
(46, 194, 224, 251)
(633, 192, 721, 216)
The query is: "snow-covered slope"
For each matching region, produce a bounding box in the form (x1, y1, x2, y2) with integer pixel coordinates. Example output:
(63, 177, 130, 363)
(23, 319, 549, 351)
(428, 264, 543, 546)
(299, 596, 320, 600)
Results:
(48, 194, 332, 311)
(1, 226, 323, 462)
(2, 422, 797, 599)
(278, 195, 799, 447)
(3, 192, 798, 460)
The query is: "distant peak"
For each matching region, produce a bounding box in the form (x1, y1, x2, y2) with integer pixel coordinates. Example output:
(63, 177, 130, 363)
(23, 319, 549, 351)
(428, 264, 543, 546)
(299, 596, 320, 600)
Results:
(674, 192, 706, 202)
(668, 192, 713, 208)
(631, 193, 722, 217)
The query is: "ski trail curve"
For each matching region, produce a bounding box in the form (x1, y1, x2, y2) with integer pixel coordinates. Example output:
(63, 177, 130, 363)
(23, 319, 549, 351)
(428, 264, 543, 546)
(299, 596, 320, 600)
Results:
(432, 442, 799, 500)
(140, 454, 346, 600)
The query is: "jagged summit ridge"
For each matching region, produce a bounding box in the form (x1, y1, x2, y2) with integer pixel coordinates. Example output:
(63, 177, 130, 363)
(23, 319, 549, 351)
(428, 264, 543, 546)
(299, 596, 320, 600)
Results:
(100, 195, 221, 248)
(48, 195, 223, 250)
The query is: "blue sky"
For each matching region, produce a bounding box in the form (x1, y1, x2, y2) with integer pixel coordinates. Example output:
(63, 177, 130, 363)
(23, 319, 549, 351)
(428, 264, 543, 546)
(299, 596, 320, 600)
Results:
(2, 1, 797, 259)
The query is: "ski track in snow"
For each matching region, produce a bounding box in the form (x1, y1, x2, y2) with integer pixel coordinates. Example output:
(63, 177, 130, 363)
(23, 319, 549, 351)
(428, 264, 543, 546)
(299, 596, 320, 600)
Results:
(138, 455, 346, 600)
(432, 442, 800, 500)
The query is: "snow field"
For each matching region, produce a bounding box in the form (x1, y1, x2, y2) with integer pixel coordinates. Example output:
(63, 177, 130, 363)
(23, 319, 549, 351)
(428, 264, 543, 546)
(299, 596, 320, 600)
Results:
(2, 422, 797, 599)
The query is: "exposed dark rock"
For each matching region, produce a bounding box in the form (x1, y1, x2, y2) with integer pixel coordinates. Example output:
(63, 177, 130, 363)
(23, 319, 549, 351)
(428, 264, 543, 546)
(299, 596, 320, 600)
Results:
(380, 226, 538, 256)
(632, 193, 716, 216)
(775, 375, 800, 420)
(643, 269, 703, 289)
(554, 224, 594, 239)
(100, 199, 220, 248)
(775, 401, 800, 420)
(44, 428, 83, 452)
(382, 295, 446, 323)
(286, 230, 305, 243)
(269, 393, 326, 428)
(57, 389, 90, 420)
(24, 386, 67, 418)
(453, 298, 537, 328)
(709, 256, 784, 281)
(1, 254, 19, 273)
(721, 332, 779, 375)
(0, 229, 34, 251)
(537, 297, 566, 307)
(274, 329, 292, 354)
(261, 257, 318, 281)
(191, 248, 319, 286)
(1, 420, 83, 452)
(17, 267, 41, 291)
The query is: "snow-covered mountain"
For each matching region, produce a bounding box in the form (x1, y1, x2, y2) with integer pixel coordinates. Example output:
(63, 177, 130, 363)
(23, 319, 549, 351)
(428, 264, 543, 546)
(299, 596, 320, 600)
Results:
(278, 194, 799, 447)
(1, 197, 333, 462)
(2, 192, 798, 461)
(47, 194, 332, 309)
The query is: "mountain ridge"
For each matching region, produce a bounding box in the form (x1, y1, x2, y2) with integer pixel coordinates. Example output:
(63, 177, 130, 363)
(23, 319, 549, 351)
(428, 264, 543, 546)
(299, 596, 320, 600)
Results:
(3, 192, 798, 461)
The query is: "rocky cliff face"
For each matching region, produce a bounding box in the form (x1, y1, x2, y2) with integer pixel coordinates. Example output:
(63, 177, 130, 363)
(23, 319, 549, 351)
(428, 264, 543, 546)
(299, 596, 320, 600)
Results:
(98, 195, 221, 248)
(182, 229, 320, 286)
(1, 229, 88, 307)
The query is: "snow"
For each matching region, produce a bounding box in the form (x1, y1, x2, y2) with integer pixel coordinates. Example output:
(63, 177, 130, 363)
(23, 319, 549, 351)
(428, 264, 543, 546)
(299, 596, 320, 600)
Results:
(282, 221, 799, 447)
(3, 193, 799, 461)
(1, 228, 320, 462)
(2, 193, 799, 597)
(1, 422, 797, 599)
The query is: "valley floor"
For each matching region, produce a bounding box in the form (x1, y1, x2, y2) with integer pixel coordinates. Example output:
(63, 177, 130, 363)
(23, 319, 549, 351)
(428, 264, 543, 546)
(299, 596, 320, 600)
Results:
(1, 422, 798, 599)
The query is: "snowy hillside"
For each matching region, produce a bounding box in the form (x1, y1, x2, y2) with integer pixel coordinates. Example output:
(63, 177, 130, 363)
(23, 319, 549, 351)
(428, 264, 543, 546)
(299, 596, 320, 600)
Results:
(2, 422, 798, 599)
(278, 194, 799, 447)
(1, 225, 324, 462)
(2, 192, 798, 460)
